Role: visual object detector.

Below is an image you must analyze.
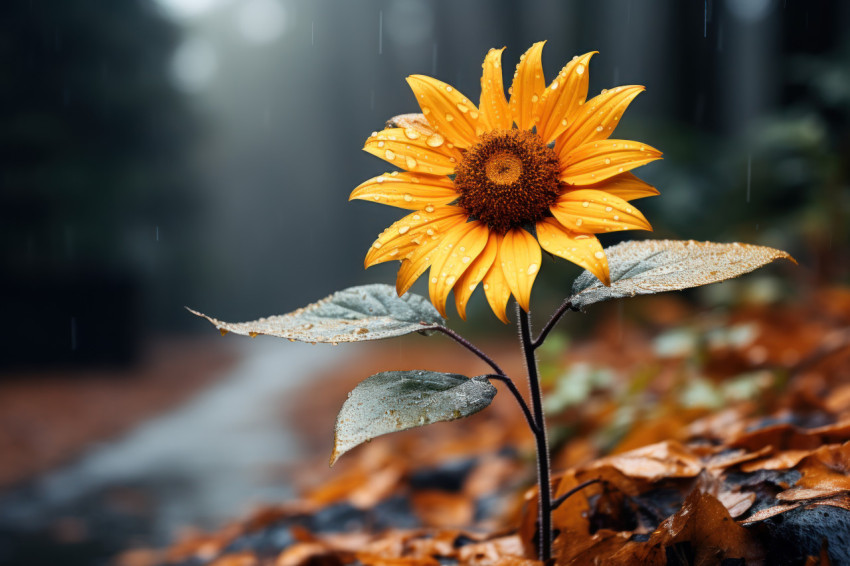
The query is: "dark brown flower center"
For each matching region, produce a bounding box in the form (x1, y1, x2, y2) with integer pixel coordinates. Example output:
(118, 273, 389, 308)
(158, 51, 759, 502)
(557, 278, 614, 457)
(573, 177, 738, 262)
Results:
(454, 129, 562, 234)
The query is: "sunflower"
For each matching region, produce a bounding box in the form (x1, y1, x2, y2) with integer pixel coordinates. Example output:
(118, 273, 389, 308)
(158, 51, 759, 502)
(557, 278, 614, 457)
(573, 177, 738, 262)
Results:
(351, 42, 661, 322)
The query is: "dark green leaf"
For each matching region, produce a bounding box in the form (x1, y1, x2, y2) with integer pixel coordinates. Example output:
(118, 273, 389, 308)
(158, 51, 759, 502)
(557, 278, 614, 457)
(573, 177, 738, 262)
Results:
(188, 284, 445, 343)
(569, 240, 795, 310)
(331, 370, 497, 465)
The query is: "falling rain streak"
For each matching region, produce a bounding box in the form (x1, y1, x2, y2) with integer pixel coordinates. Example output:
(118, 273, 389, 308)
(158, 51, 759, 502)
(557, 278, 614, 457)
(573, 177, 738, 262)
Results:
(378, 11, 383, 55)
(70, 317, 78, 351)
(432, 43, 438, 75)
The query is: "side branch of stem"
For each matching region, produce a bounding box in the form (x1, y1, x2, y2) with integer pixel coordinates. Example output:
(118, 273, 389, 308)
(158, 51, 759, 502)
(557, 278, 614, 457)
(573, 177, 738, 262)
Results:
(430, 325, 506, 376)
(484, 374, 539, 436)
(532, 299, 579, 349)
(551, 478, 601, 510)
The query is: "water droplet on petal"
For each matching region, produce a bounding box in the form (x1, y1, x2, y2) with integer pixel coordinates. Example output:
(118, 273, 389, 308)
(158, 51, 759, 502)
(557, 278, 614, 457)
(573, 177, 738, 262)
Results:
(605, 206, 613, 212)
(456, 103, 469, 113)
(385, 149, 396, 160)
(581, 201, 590, 208)
(594, 251, 605, 259)
(425, 205, 435, 213)
(425, 134, 444, 147)
(604, 157, 611, 164)
(575, 218, 583, 226)
(403, 193, 413, 202)
(445, 85, 453, 92)
(445, 275, 456, 285)
(398, 225, 410, 234)
(405, 156, 418, 169)
(445, 113, 454, 122)
(531, 94, 539, 103)
(372, 241, 382, 249)
(403, 128, 420, 140)
(596, 126, 604, 132)
(377, 141, 385, 148)
(527, 263, 538, 275)
(550, 80, 559, 90)
(461, 256, 471, 263)
(576, 64, 585, 75)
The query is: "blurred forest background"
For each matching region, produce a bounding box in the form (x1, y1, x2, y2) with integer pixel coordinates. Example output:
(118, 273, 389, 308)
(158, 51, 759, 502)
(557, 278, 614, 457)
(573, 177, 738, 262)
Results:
(1, 0, 849, 367)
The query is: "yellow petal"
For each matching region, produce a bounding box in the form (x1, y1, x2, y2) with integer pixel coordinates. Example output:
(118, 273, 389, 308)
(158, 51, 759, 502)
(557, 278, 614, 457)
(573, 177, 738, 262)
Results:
(482, 238, 512, 323)
(551, 189, 652, 234)
(536, 218, 610, 285)
(479, 47, 511, 131)
(395, 235, 447, 297)
(498, 228, 542, 312)
(453, 232, 499, 320)
(560, 139, 662, 185)
(556, 85, 645, 158)
(350, 172, 457, 210)
(586, 171, 659, 201)
(363, 128, 461, 176)
(537, 51, 595, 144)
(509, 41, 546, 130)
(427, 221, 489, 317)
(406, 75, 482, 149)
(365, 206, 466, 268)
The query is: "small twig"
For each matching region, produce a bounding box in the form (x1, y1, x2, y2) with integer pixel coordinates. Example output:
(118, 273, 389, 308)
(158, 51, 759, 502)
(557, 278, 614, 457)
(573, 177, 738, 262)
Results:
(430, 325, 506, 377)
(551, 478, 601, 510)
(484, 374, 540, 436)
(533, 299, 579, 349)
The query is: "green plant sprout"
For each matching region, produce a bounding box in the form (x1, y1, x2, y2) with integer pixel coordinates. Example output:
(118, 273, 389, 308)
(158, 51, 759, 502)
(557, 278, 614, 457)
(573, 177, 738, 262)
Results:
(190, 43, 794, 561)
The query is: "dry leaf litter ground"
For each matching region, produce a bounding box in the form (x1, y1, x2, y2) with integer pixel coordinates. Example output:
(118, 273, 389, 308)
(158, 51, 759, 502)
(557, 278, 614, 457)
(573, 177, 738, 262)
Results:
(116, 288, 850, 564)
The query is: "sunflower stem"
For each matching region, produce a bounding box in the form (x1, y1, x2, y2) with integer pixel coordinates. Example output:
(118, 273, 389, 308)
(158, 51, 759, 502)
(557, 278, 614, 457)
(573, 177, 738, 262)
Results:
(518, 305, 553, 561)
(532, 298, 579, 350)
(431, 326, 506, 376)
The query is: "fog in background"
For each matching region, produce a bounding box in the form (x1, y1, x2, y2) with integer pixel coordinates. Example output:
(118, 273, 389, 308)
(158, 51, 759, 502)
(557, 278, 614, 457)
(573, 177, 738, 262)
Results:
(3, 0, 849, 366)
